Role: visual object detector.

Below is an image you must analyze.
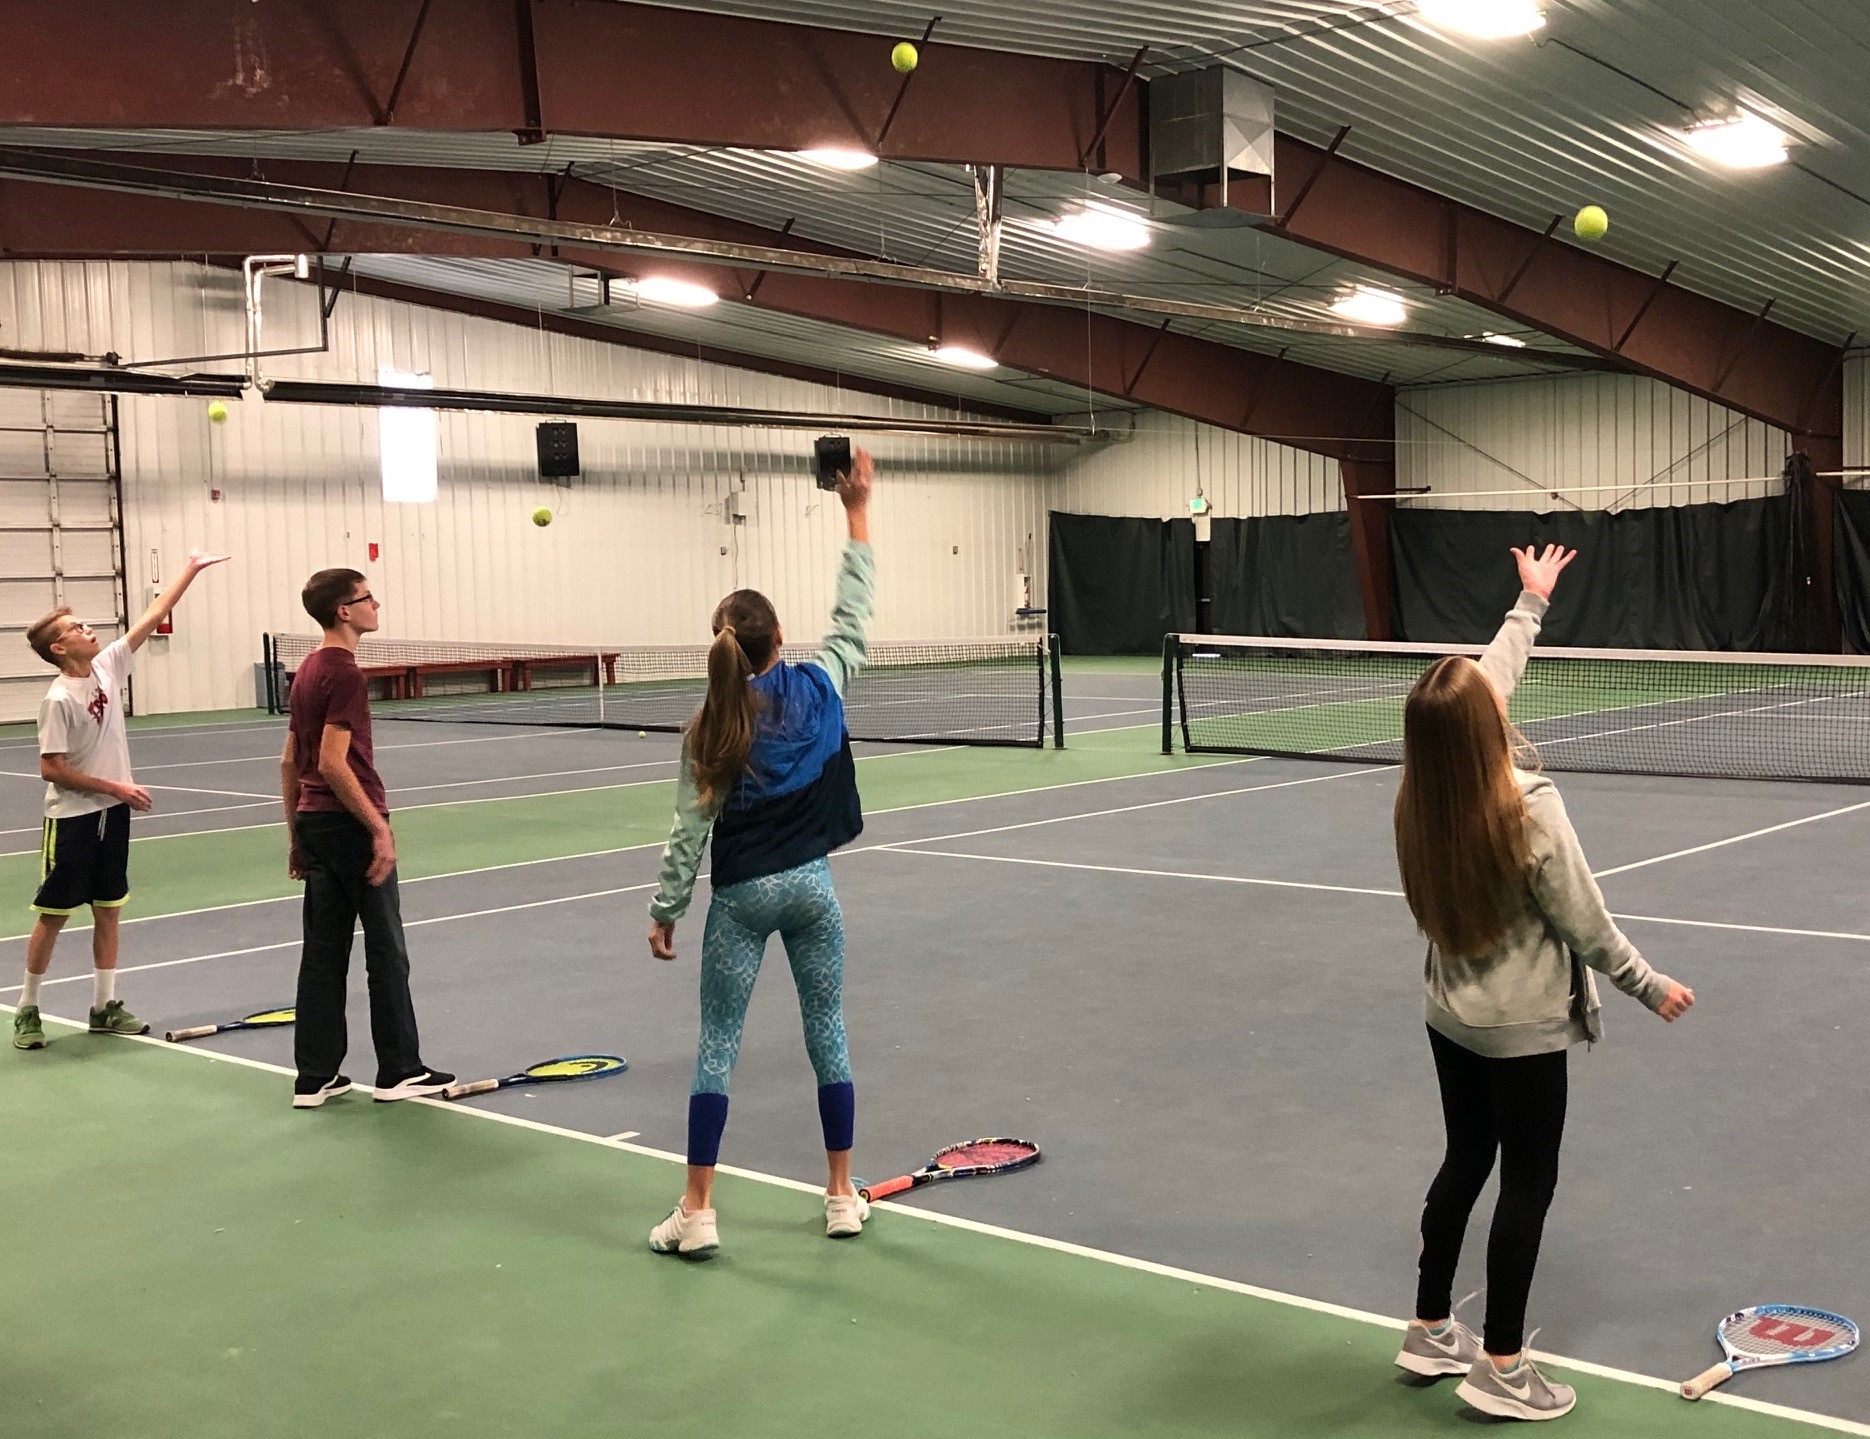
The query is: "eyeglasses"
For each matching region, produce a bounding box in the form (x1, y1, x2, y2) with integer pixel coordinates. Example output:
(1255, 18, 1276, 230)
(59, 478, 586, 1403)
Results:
(59, 620, 96, 640)
(341, 593, 378, 609)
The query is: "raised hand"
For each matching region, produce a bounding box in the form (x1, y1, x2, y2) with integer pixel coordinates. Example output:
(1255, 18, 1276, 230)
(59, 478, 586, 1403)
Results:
(1511, 543, 1577, 601)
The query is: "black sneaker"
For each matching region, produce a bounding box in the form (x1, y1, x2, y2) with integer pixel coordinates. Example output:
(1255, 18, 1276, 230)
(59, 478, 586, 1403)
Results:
(292, 1074, 354, 1109)
(373, 1068, 455, 1102)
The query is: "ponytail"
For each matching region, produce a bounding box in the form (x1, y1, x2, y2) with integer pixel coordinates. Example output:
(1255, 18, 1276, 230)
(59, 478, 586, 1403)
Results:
(688, 590, 780, 809)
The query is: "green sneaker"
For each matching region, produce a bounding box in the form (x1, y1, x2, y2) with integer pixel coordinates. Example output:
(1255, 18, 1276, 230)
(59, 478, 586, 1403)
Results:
(13, 1005, 45, 1049)
(88, 999, 148, 1036)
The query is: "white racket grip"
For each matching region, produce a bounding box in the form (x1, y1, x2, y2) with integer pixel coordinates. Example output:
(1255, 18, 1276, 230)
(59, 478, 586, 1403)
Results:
(442, 1078, 500, 1100)
(164, 1025, 217, 1042)
(1681, 1362, 1734, 1400)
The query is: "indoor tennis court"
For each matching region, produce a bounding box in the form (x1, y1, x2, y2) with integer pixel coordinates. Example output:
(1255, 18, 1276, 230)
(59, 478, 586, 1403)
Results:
(4, 674, 1867, 1435)
(5, 2, 1870, 1435)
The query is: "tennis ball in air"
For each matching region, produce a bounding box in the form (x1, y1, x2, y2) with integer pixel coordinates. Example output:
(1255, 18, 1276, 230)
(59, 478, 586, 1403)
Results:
(531, 507, 553, 527)
(891, 41, 918, 73)
(207, 400, 228, 424)
(1574, 205, 1609, 242)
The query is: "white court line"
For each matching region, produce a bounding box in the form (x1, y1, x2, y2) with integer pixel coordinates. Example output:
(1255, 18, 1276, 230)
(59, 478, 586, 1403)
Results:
(886, 763, 1393, 849)
(4, 1005, 1858, 1438)
(0, 770, 275, 801)
(1592, 801, 1870, 878)
(882, 849, 1870, 946)
(0, 881, 662, 994)
(130, 726, 595, 771)
(0, 718, 286, 749)
(0, 757, 1268, 937)
(881, 847, 1403, 899)
(606, 1130, 641, 1142)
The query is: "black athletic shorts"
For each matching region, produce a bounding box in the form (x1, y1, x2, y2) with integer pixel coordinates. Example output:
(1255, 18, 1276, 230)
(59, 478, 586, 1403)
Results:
(32, 804, 131, 915)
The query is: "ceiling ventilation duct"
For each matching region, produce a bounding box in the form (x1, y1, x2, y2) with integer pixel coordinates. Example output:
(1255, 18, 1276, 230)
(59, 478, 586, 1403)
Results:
(1149, 67, 1276, 224)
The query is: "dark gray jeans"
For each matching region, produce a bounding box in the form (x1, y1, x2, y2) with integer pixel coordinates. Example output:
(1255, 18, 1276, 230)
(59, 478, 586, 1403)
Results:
(293, 811, 423, 1086)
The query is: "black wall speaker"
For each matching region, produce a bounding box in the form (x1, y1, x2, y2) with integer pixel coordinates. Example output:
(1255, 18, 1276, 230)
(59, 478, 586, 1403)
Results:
(536, 422, 580, 479)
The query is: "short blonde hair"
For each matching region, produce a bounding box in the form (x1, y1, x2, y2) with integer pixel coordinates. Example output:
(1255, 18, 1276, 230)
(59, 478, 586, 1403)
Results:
(26, 608, 74, 667)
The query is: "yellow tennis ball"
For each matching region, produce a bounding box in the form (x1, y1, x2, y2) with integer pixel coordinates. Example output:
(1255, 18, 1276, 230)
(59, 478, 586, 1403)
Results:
(1574, 205, 1609, 242)
(891, 41, 918, 73)
(207, 400, 228, 424)
(531, 507, 553, 527)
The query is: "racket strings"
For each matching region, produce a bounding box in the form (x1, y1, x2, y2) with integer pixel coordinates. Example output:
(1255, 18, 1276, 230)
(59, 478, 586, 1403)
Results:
(936, 1140, 1038, 1169)
(1721, 1309, 1858, 1358)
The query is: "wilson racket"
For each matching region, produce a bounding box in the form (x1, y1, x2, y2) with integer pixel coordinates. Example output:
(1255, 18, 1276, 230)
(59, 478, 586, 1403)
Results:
(859, 1138, 1040, 1201)
(441, 1054, 627, 1100)
(164, 1007, 295, 1042)
(1681, 1305, 1858, 1399)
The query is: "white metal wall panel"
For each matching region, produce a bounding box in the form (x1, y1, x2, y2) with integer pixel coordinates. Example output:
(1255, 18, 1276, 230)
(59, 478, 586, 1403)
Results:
(1058, 414, 1342, 524)
(1845, 355, 1869, 471)
(0, 261, 1062, 715)
(1394, 375, 1791, 512)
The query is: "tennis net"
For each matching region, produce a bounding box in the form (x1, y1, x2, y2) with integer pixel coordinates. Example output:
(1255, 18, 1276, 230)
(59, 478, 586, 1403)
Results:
(1163, 632, 1870, 784)
(265, 632, 1064, 749)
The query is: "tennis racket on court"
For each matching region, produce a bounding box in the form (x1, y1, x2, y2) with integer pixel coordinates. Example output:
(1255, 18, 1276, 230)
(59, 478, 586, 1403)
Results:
(859, 1138, 1041, 1201)
(440, 1054, 628, 1100)
(1681, 1305, 1859, 1399)
(164, 1007, 295, 1042)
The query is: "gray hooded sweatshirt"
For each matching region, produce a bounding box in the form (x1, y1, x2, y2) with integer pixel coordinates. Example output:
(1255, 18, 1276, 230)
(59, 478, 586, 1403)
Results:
(1422, 590, 1677, 1057)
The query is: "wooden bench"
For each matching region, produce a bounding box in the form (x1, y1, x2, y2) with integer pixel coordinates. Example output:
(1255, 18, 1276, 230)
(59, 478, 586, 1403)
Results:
(285, 662, 416, 702)
(404, 658, 511, 698)
(509, 652, 621, 692)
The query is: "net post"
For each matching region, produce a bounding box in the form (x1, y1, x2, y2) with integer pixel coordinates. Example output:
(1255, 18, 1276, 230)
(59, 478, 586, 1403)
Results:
(1160, 632, 1175, 755)
(262, 633, 276, 714)
(1048, 634, 1065, 748)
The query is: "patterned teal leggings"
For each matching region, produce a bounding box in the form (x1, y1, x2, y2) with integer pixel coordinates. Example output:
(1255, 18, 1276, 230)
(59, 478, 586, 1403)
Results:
(694, 857, 851, 1096)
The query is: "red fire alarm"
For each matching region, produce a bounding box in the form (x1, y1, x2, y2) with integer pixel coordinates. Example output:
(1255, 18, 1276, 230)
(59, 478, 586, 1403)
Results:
(368, 542, 381, 561)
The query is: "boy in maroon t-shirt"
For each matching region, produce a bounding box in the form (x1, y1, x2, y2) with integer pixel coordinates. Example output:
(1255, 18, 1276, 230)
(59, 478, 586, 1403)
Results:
(279, 568, 452, 1109)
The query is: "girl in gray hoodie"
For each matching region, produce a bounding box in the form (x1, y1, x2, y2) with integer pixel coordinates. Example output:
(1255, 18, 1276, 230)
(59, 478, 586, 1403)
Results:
(1390, 544, 1695, 1422)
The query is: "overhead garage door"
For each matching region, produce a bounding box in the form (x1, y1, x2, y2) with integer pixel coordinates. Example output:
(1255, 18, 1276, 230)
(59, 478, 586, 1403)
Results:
(0, 391, 127, 724)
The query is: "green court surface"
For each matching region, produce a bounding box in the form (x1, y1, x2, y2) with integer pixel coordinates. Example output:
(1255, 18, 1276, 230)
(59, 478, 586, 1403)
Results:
(0, 1031, 1833, 1439)
(0, 724, 1215, 940)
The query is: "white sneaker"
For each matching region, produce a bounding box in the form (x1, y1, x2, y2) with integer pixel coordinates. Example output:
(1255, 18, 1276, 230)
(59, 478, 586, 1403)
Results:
(824, 1191, 869, 1239)
(649, 1203, 720, 1260)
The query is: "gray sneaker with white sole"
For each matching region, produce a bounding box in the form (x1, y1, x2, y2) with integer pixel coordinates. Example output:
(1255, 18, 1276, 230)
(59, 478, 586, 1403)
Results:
(1395, 1318, 1481, 1377)
(1456, 1354, 1577, 1421)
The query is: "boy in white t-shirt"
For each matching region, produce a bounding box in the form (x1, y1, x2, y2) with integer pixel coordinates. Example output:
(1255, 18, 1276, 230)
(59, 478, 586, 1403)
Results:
(14, 551, 228, 1050)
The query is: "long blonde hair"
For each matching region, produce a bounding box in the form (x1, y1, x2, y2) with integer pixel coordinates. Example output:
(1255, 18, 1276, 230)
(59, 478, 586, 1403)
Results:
(688, 589, 779, 810)
(1394, 655, 1532, 957)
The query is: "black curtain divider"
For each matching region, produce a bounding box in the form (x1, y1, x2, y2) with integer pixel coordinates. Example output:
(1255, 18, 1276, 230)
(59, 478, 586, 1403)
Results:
(1047, 512, 1197, 654)
(1208, 513, 1365, 639)
(1837, 488, 1870, 653)
(1391, 495, 1793, 650)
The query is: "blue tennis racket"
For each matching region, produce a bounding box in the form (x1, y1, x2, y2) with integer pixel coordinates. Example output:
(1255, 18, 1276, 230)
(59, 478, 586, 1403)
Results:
(1681, 1305, 1858, 1399)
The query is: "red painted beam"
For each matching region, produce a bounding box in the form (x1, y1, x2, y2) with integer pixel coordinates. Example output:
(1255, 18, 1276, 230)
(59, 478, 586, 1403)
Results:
(1254, 135, 1842, 442)
(0, 0, 1143, 175)
(328, 273, 1057, 425)
(1339, 460, 1395, 642)
(0, 158, 1391, 462)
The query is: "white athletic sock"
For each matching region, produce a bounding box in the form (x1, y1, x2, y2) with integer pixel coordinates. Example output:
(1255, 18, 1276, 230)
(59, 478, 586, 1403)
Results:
(20, 970, 43, 1007)
(92, 967, 115, 1011)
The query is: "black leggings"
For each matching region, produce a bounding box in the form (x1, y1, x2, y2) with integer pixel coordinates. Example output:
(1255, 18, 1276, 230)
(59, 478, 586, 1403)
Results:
(1415, 1026, 1568, 1356)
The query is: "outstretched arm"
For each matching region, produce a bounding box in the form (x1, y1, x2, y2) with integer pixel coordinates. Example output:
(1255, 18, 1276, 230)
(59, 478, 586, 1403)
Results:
(127, 550, 230, 651)
(814, 448, 876, 697)
(1476, 544, 1575, 704)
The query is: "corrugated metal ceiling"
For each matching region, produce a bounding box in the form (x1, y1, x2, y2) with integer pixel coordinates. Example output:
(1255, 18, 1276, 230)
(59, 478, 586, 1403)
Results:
(0, 126, 1580, 389)
(638, 0, 1870, 341)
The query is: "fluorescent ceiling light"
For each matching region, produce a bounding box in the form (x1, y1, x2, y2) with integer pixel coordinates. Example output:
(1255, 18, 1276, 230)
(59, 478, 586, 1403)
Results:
(629, 277, 720, 308)
(1482, 332, 1528, 347)
(1330, 286, 1410, 327)
(930, 344, 998, 370)
(1416, 0, 1545, 39)
(1679, 114, 1789, 169)
(797, 148, 879, 171)
(1048, 203, 1151, 252)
